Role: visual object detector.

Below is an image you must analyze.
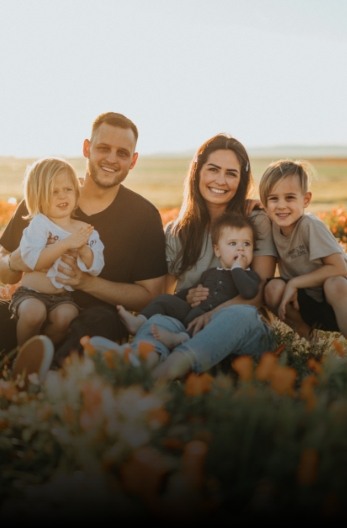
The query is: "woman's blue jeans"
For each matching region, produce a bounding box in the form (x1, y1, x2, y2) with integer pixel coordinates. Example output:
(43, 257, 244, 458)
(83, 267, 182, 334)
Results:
(133, 305, 276, 373)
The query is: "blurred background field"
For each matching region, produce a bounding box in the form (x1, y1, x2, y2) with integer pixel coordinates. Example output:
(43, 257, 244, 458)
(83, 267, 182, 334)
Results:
(0, 149, 347, 213)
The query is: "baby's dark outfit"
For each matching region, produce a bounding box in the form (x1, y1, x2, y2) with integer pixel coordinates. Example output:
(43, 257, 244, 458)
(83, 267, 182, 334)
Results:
(141, 266, 260, 327)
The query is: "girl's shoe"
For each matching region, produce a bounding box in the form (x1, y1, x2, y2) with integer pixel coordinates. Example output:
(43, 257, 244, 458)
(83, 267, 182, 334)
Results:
(12, 335, 54, 388)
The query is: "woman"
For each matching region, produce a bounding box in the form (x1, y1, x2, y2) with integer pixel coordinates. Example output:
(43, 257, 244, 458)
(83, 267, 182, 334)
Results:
(164, 133, 276, 331)
(91, 133, 278, 380)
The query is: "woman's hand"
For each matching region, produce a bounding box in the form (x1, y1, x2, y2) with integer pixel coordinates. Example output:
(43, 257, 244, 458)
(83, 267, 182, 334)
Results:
(186, 311, 212, 335)
(245, 198, 263, 216)
(186, 284, 209, 307)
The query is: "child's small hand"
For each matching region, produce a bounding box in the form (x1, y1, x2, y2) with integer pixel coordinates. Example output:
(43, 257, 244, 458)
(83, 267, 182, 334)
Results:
(231, 254, 247, 269)
(67, 224, 94, 249)
(278, 282, 299, 321)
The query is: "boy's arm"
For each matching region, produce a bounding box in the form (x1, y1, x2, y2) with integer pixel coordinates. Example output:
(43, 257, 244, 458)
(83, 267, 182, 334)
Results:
(278, 253, 347, 320)
(286, 253, 346, 290)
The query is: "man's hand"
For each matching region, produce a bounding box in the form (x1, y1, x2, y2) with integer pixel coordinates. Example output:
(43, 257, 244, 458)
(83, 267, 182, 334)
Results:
(56, 252, 85, 289)
(10, 247, 31, 272)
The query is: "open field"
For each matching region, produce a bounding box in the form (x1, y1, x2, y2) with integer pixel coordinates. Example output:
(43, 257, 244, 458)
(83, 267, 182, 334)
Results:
(0, 153, 347, 213)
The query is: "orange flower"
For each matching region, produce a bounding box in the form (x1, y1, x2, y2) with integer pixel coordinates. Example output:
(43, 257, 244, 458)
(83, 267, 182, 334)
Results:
(269, 365, 297, 396)
(160, 207, 179, 225)
(184, 372, 214, 396)
(297, 447, 319, 485)
(255, 352, 277, 381)
(0, 283, 19, 300)
(81, 381, 102, 410)
(231, 355, 254, 381)
(123, 345, 134, 364)
(148, 407, 170, 428)
(333, 340, 346, 358)
(0, 201, 16, 229)
(103, 349, 118, 369)
(137, 341, 155, 361)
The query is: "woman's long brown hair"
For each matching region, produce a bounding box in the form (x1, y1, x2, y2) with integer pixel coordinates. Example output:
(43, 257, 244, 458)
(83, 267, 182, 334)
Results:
(170, 133, 253, 276)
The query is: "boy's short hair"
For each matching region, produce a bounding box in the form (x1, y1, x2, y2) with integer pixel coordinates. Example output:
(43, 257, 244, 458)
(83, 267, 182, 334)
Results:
(259, 159, 314, 206)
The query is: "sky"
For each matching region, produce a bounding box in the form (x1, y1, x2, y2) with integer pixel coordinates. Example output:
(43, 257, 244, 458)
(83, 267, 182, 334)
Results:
(1, 0, 347, 158)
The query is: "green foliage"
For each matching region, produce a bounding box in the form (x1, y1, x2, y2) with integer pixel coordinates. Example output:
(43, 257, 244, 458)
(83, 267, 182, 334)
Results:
(1, 331, 347, 523)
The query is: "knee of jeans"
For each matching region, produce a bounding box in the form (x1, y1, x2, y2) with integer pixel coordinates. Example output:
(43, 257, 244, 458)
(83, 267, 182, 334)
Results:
(214, 304, 257, 322)
(147, 314, 185, 332)
(147, 314, 166, 325)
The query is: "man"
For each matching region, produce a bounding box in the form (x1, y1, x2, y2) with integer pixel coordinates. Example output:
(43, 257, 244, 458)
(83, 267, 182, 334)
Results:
(0, 112, 167, 372)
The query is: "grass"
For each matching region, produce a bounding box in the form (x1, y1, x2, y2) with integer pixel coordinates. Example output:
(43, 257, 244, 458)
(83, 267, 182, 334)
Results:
(1, 154, 347, 211)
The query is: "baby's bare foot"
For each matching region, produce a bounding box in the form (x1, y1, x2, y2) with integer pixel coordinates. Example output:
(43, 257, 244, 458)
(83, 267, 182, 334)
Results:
(116, 305, 146, 335)
(151, 323, 189, 350)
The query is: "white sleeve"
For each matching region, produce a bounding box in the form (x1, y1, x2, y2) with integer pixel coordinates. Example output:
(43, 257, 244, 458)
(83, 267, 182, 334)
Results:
(19, 216, 49, 270)
(77, 229, 105, 276)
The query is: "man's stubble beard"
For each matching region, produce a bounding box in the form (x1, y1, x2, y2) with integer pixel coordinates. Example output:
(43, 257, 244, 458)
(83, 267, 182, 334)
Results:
(88, 161, 127, 189)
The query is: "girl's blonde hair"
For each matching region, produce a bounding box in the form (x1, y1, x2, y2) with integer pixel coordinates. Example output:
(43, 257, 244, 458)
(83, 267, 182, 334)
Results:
(259, 159, 314, 206)
(23, 157, 80, 218)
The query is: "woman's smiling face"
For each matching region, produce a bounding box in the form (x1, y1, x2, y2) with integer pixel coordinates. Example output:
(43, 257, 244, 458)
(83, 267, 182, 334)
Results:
(198, 149, 241, 210)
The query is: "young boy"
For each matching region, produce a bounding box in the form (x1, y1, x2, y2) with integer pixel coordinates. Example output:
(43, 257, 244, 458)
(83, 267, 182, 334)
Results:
(259, 159, 347, 339)
(93, 212, 261, 351)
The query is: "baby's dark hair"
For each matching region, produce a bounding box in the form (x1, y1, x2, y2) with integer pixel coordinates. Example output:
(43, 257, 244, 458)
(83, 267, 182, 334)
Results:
(211, 212, 256, 245)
